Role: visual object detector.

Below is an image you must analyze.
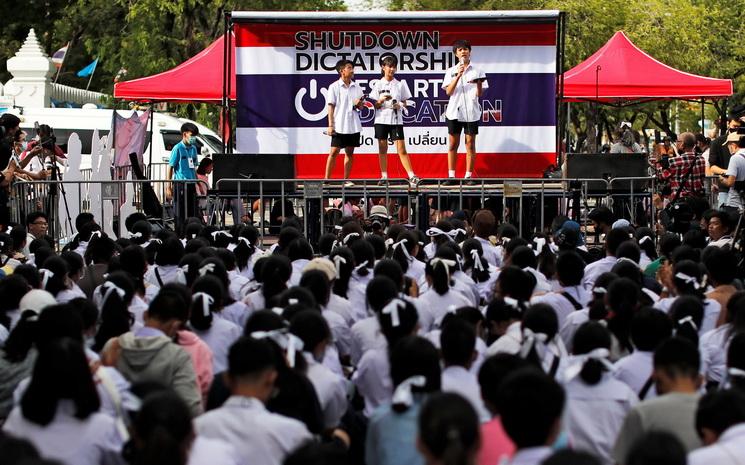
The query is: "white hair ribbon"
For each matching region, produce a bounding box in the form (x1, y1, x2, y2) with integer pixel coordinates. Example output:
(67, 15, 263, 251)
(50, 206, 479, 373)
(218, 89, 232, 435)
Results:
(271, 307, 284, 316)
(199, 263, 216, 276)
(128, 231, 142, 239)
(90, 231, 102, 240)
(638, 236, 652, 245)
(616, 257, 638, 266)
(0, 240, 4, 247)
(192, 292, 214, 317)
(342, 232, 360, 245)
(101, 281, 126, 308)
(593, 287, 607, 294)
(288, 298, 298, 305)
(382, 298, 405, 327)
(237, 237, 251, 247)
(675, 272, 701, 289)
(6, 226, 11, 233)
(519, 328, 549, 359)
(332, 255, 347, 279)
(211, 230, 233, 240)
(563, 348, 614, 382)
(677, 316, 698, 332)
(522, 266, 539, 276)
(392, 375, 426, 408)
(728, 367, 745, 379)
(448, 228, 466, 240)
(175, 264, 189, 285)
(393, 239, 411, 261)
(148, 238, 162, 246)
(501, 237, 512, 245)
(354, 260, 369, 272)
(548, 243, 559, 254)
(418, 241, 424, 246)
(470, 248, 485, 272)
(430, 257, 456, 276)
(384, 238, 395, 247)
(39, 268, 54, 289)
(533, 237, 547, 256)
(250, 329, 305, 368)
(503, 296, 520, 310)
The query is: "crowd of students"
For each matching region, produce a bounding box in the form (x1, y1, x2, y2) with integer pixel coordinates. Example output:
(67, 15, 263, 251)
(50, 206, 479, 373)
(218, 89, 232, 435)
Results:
(0, 204, 744, 465)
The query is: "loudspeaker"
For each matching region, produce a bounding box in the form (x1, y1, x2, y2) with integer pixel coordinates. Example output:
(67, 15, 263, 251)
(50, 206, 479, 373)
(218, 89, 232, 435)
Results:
(566, 153, 650, 193)
(212, 153, 295, 194)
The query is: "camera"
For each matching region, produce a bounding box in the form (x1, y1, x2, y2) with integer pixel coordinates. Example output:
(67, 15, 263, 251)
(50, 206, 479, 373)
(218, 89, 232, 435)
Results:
(40, 134, 56, 151)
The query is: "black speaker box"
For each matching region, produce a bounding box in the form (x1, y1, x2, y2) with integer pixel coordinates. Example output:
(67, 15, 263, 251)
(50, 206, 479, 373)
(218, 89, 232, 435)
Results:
(566, 153, 650, 193)
(212, 153, 295, 194)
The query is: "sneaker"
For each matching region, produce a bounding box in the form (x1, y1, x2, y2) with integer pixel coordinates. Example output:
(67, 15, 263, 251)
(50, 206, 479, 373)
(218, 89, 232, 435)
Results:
(441, 178, 457, 186)
(377, 178, 389, 186)
(343, 180, 355, 188)
(464, 178, 477, 186)
(408, 176, 421, 188)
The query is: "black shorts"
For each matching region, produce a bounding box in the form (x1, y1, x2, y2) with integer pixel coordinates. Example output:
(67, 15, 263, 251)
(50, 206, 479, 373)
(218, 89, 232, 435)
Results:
(446, 118, 479, 136)
(374, 124, 405, 141)
(330, 132, 361, 148)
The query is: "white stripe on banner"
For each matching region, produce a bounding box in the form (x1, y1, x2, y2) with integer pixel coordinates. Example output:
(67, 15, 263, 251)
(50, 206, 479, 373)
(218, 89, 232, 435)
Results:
(236, 45, 557, 76)
(235, 126, 556, 155)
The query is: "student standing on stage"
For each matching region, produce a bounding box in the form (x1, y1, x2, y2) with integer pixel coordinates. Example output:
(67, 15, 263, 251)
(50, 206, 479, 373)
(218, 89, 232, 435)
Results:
(325, 59, 366, 187)
(370, 55, 420, 187)
(442, 39, 488, 184)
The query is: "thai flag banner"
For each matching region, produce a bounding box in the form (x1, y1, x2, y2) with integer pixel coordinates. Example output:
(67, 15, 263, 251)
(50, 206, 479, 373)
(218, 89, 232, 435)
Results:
(234, 21, 558, 178)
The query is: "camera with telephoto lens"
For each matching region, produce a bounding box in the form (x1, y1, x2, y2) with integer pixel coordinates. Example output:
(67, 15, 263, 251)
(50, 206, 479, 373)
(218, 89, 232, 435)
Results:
(40, 134, 56, 151)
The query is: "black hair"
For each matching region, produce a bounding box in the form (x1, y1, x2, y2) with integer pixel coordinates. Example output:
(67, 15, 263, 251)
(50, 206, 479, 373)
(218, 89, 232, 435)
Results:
(366, 276, 400, 315)
(377, 298, 418, 347)
(611, 259, 643, 285)
(508, 245, 537, 270)
(659, 233, 682, 260)
(695, 389, 745, 440)
(725, 291, 745, 338)
(243, 309, 286, 337)
(373, 259, 405, 291)
(451, 39, 472, 53)
(727, 333, 745, 392)
(0, 113, 21, 132)
(228, 336, 277, 381)
(335, 59, 353, 74)
(189, 275, 224, 331)
(260, 255, 292, 302)
(426, 257, 454, 295)
(299, 270, 331, 308)
(33, 246, 53, 269)
(130, 220, 152, 245)
(124, 212, 146, 232)
(85, 235, 117, 266)
(289, 310, 331, 354)
(184, 237, 209, 255)
(702, 246, 736, 286)
(485, 298, 524, 328)
(630, 307, 672, 352)
(119, 245, 148, 296)
(477, 353, 529, 414)
(276, 227, 301, 255)
(379, 54, 398, 69)
(669, 296, 704, 346)
(21, 338, 100, 426)
(418, 392, 480, 465)
(176, 253, 202, 288)
(542, 450, 602, 465)
(496, 368, 565, 448)
(626, 431, 686, 465)
(277, 286, 318, 313)
(70, 297, 98, 333)
(0, 275, 29, 329)
(496, 266, 536, 303)
(180, 122, 199, 135)
(147, 288, 189, 323)
(59, 251, 83, 281)
(634, 227, 657, 260)
(672, 260, 706, 300)
(33, 303, 83, 351)
(288, 238, 314, 262)
(129, 390, 193, 465)
(605, 228, 630, 256)
(155, 237, 185, 267)
(0, 434, 41, 463)
(8, 226, 27, 253)
(388, 231, 418, 273)
(556, 251, 584, 286)
(214, 248, 237, 272)
(318, 233, 337, 257)
(196, 157, 213, 175)
(93, 272, 135, 352)
(40, 256, 68, 296)
(367, 234, 387, 261)
(521, 303, 559, 370)
(588, 206, 613, 226)
(461, 239, 490, 283)
(440, 318, 476, 368)
(182, 222, 202, 244)
(25, 211, 48, 227)
(682, 229, 707, 250)
(13, 264, 40, 289)
(234, 225, 259, 272)
(670, 245, 700, 265)
(653, 337, 700, 380)
(606, 277, 641, 352)
(389, 336, 441, 412)
(330, 247, 354, 298)
(616, 241, 641, 264)
(572, 322, 612, 385)
(350, 239, 375, 277)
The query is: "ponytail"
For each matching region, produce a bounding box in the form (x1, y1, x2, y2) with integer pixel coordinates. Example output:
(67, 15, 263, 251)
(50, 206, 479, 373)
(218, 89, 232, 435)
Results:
(330, 248, 354, 298)
(579, 359, 604, 385)
(461, 239, 490, 283)
(427, 258, 454, 295)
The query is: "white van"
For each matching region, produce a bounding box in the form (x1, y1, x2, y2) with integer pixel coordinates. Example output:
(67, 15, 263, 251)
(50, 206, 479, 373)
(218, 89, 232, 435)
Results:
(13, 107, 225, 179)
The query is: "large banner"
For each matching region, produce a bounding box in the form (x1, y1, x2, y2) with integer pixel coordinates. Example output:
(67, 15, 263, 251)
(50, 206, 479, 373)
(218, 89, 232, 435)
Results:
(235, 19, 558, 178)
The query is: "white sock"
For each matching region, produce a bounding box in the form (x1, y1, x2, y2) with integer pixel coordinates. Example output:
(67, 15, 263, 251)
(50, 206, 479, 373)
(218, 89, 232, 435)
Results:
(381, 172, 388, 179)
(464, 171, 472, 178)
(448, 170, 456, 178)
(407, 171, 415, 178)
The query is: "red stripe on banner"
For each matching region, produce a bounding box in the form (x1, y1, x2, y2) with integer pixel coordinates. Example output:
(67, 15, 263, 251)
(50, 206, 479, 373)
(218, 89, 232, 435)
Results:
(294, 153, 557, 179)
(235, 23, 557, 48)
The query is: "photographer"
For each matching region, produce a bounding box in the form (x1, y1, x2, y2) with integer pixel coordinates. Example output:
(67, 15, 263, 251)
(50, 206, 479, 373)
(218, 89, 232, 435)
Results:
(0, 113, 22, 228)
(20, 124, 65, 178)
(719, 133, 745, 211)
(656, 132, 706, 200)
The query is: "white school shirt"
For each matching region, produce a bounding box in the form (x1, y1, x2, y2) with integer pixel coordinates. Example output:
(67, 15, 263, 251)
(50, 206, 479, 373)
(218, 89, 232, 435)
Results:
(655, 296, 721, 335)
(486, 324, 568, 376)
(326, 293, 355, 327)
(221, 300, 253, 329)
(303, 352, 349, 429)
(563, 370, 638, 465)
(350, 316, 387, 364)
(193, 318, 242, 374)
(582, 256, 618, 291)
(613, 351, 657, 400)
(227, 270, 251, 301)
(700, 324, 731, 384)
(195, 396, 312, 465)
(323, 309, 353, 358)
(441, 366, 491, 423)
(688, 423, 745, 465)
(470, 265, 499, 304)
(424, 242, 437, 260)
(144, 264, 181, 287)
(73, 240, 89, 259)
(289, 259, 310, 287)
(353, 347, 393, 417)
(424, 328, 487, 376)
(441, 63, 488, 122)
(639, 251, 652, 270)
(327, 78, 364, 134)
(530, 285, 590, 328)
(348, 270, 374, 321)
(2, 401, 124, 465)
(56, 283, 86, 303)
(486, 321, 523, 356)
(475, 236, 501, 268)
(416, 288, 472, 332)
(188, 436, 240, 465)
(370, 77, 413, 126)
(559, 308, 590, 352)
(405, 257, 426, 285)
(452, 270, 481, 306)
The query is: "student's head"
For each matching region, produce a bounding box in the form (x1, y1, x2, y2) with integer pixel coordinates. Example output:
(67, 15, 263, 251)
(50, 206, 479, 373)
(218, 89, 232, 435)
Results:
(259, 255, 292, 301)
(329, 247, 354, 298)
(288, 238, 314, 262)
(451, 39, 472, 58)
(144, 289, 190, 337)
(373, 259, 405, 290)
(129, 390, 194, 465)
(379, 54, 398, 77)
(189, 274, 224, 331)
(472, 210, 496, 239)
(671, 260, 705, 298)
(653, 337, 701, 394)
(440, 318, 476, 369)
(588, 206, 613, 232)
(496, 368, 565, 449)
(390, 336, 441, 412)
(426, 257, 455, 295)
(604, 228, 630, 257)
(21, 337, 100, 426)
(508, 245, 537, 271)
(556, 251, 584, 287)
(227, 336, 278, 402)
(417, 393, 480, 465)
(702, 246, 737, 286)
(495, 266, 535, 302)
(39, 256, 68, 297)
(180, 122, 199, 144)
(25, 211, 49, 239)
(695, 389, 745, 446)
(196, 157, 213, 175)
(335, 59, 354, 78)
(708, 210, 733, 241)
(630, 307, 672, 352)
(520, 303, 559, 370)
(289, 310, 331, 361)
(572, 322, 612, 385)
(317, 233, 337, 257)
(478, 354, 529, 415)
(377, 298, 418, 347)
(669, 296, 704, 346)
(625, 431, 687, 465)
(299, 269, 331, 308)
(156, 236, 185, 267)
(485, 298, 524, 342)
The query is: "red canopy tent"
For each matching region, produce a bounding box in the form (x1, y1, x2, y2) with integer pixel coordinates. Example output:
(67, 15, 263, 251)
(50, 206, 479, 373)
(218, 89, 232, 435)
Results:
(114, 33, 235, 103)
(563, 31, 732, 103)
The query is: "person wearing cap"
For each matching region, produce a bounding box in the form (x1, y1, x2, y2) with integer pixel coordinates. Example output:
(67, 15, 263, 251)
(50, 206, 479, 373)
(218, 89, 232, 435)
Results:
(708, 115, 743, 207)
(611, 122, 644, 154)
(719, 133, 745, 211)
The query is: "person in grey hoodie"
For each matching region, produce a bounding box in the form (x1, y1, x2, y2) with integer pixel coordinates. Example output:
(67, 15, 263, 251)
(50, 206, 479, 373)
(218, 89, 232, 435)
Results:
(101, 288, 202, 416)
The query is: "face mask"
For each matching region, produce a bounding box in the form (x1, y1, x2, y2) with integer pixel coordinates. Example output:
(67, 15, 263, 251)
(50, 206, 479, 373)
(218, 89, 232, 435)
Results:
(21, 142, 28, 151)
(187, 135, 196, 145)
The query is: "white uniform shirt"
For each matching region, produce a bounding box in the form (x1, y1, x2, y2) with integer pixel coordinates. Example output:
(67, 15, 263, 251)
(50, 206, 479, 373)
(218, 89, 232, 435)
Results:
(415, 289, 472, 332)
(655, 296, 721, 334)
(289, 259, 310, 287)
(188, 436, 240, 465)
(323, 309, 353, 358)
(353, 347, 392, 417)
(441, 63, 488, 122)
(559, 308, 590, 352)
(405, 258, 426, 286)
(370, 77, 412, 126)
(303, 352, 348, 429)
(144, 264, 181, 287)
(326, 293, 355, 327)
(530, 285, 590, 328)
(486, 321, 523, 357)
(563, 370, 638, 465)
(327, 78, 364, 134)
(441, 365, 491, 423)
(347, 271, 374, 322)
(2, 401, 124, 465)
(193, 318, 242, 374)
(475, 236, 501, 268)
(471, 266, 499, 304)
(700, 324, 731, 384)
(350, 316, 387, 364)
(56, 284, 86, 303)
(688, 423, 745, 465)
(228, 270, 252, 301)
(613, 351, 657, 400)
(195, 396, 312, 465)
(582, 256, 618, 291)
(221, 300, 253, 329)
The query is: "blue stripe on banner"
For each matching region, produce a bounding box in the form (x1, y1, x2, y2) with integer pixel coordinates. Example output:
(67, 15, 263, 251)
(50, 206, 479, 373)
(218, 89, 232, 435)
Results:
(236, 73, 556, 129)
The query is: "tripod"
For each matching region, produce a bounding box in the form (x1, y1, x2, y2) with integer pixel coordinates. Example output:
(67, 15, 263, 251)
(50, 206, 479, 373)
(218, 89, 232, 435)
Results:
(42, 149, 74, 241)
